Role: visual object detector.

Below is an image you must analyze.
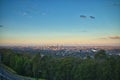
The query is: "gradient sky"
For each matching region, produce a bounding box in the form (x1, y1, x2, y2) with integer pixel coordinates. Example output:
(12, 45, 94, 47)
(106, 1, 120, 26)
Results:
(0, 0, 120, 46)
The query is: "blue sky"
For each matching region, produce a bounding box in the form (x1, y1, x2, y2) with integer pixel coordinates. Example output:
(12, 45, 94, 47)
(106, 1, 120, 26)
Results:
(0, 0, 120, 46)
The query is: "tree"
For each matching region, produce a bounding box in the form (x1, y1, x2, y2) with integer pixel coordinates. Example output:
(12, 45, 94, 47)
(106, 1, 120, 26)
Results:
(95, 49, 107, 60)
(32, 53, 42, 79)
(75, 60, 97, 80)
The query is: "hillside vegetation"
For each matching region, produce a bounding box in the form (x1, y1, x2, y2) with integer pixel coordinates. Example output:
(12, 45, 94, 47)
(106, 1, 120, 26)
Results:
(0, 49, 120, 80)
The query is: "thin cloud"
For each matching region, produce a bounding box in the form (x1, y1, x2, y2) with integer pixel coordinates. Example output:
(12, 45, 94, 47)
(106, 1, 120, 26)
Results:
(99, 36, 120, 40)
(0, 25, 3, 27)
(41, 12, 46, 16)
(20, 11, 33, 18)
(109, 36, 120, 39)
(80, 15, 87, 18)
(23, 12, 28, 16)
(81, 30, 87, 32)
(113, 3, 120, 6)
(22, 11, 30, 16)
(89, 16, 95, 19)
(99, 38, 107, 40)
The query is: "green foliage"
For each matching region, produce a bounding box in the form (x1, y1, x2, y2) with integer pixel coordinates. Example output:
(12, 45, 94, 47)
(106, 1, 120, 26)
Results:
(0, 49, 120, 80)
(95, 49, 107, 60)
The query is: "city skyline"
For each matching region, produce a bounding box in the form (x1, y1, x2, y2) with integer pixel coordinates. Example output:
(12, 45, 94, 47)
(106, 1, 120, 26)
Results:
(0, 0, 120, 46)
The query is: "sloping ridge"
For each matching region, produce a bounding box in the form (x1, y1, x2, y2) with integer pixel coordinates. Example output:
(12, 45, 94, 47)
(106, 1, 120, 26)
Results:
(0, 64, 28, 80)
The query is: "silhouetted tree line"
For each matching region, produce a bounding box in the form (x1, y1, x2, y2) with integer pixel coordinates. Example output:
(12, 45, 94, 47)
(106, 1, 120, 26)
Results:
(0, 49, 120, 80)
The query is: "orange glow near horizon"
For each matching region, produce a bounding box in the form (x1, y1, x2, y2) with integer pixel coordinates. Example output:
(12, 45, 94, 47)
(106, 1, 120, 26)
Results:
(0, 37, 120, 46)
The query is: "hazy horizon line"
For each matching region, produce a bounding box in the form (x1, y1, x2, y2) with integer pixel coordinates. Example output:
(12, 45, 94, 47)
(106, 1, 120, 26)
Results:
(0, 44, 120, 47)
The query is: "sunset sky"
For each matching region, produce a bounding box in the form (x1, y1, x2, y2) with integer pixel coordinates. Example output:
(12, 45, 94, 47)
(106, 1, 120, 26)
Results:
(0, 0, 120, 46)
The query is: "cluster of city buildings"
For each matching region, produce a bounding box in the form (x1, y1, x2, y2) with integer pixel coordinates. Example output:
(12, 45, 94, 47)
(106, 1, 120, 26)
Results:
(0, 45, 120, 59)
